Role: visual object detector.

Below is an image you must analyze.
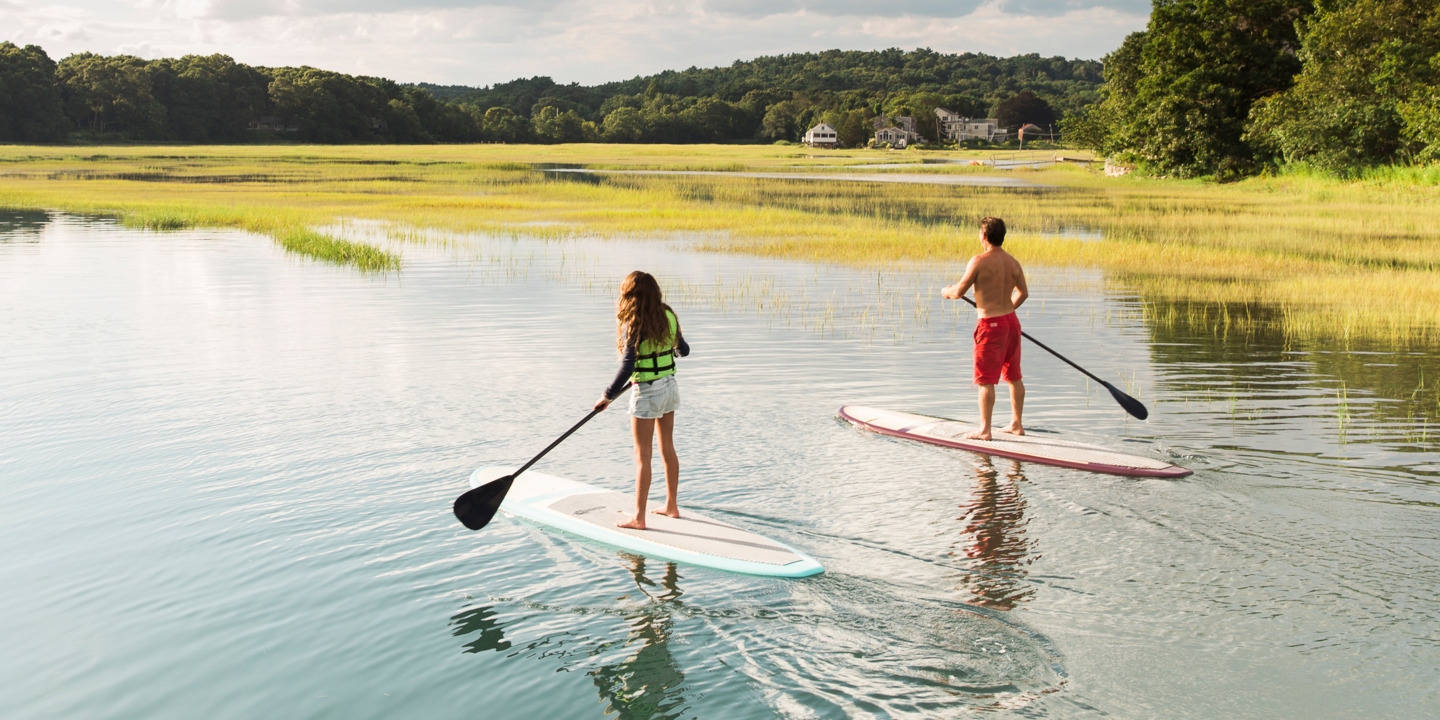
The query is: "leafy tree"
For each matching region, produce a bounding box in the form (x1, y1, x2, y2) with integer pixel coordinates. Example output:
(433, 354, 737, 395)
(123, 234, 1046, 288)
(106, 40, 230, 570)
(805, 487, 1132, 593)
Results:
(1090, 0, 1312, 178)
(57, 53, 167, 138)
(482, 106, 531, 142)
(824, 108, 870, 147)
(1399, 82, 1440, 162)
(995, 91, 1055, 130)
(1245, 0, 1440, 170)
(601, 106, 645, 142)
(147, 54, 267, 141)
(683, 97, 746, 142)
(0, 42, 66, 142)
(533, 105, 586, 143)
(761, 96, 812, 141)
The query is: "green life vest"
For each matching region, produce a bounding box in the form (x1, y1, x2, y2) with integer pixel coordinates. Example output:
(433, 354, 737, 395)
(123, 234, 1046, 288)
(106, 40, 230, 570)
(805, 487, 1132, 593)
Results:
(631, 309, 679, 383)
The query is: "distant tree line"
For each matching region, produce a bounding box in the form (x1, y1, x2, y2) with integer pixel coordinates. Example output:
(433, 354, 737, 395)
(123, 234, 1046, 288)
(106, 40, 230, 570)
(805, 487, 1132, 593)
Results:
(1066, 0, 1440, 177)
(0, 43, 1098, 145)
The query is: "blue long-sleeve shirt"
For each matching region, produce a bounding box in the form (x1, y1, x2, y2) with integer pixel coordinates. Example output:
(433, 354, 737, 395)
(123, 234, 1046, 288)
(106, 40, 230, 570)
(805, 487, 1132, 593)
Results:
(603, 330, 690, 400)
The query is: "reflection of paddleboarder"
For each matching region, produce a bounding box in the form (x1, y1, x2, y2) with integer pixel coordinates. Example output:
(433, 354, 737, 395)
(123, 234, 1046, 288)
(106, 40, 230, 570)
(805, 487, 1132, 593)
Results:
(592, 555, 687, 718)
(449, 558, 691, 717)
(942, 217, 1029, 441)
(954, 457, 1035, 611)
(594, 271, 691, 530)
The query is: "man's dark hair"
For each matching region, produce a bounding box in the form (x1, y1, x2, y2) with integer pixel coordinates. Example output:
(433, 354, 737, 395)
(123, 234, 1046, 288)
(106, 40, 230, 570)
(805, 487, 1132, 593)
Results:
(980, 217, 1006, 246)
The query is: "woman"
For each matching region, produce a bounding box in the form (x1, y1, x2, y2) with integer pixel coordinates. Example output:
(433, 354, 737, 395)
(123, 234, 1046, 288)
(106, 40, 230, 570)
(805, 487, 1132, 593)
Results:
(594, 271, 690, 530)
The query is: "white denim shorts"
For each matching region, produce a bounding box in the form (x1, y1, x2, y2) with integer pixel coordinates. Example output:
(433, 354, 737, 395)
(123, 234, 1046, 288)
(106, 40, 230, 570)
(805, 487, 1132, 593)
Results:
(628, 374, 680, 419)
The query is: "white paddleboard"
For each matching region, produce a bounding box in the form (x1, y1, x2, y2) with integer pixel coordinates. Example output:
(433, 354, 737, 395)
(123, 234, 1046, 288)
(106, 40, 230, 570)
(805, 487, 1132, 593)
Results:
(839, 406, 1192, 478)
(470, 466, 825, 578)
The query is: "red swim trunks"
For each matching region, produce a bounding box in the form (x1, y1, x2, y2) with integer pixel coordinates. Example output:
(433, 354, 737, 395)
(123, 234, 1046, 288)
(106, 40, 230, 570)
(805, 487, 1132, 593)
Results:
(973, 312, 1021, 385)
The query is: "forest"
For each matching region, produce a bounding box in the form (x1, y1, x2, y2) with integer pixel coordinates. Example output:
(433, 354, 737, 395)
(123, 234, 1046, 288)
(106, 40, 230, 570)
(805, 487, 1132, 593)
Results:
(1067, 0, 1440, 177)
(0, 44, 1098, 146)
(6, 0, 1438, 178)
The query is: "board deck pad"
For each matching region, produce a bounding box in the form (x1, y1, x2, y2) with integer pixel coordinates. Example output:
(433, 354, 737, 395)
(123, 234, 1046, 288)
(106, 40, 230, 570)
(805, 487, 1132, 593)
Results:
(839, 406, 1191, 478)
(547, 493, 802, 566)
(470, 466, 824, 577)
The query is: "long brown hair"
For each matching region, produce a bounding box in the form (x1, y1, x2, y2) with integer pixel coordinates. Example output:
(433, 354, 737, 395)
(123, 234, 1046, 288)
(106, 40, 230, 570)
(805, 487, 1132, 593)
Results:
(616, 271, 676, 354)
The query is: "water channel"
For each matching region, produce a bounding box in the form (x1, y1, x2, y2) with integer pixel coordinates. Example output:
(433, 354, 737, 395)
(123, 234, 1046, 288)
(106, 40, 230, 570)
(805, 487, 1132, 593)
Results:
(3, 212, 1437, 718)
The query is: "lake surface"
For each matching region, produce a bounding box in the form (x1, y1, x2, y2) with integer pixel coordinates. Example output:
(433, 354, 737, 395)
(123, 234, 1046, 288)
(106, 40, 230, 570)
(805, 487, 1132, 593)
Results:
(3, 212, 1438, 718)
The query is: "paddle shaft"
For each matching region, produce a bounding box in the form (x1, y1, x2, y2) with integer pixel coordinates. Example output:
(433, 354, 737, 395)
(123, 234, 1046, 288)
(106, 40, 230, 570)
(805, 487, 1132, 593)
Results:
(514, 406, 603, 479)
(956, 295, 1147, 420)
(453, 406, 605, 530)
(958, 296, 1109, 386)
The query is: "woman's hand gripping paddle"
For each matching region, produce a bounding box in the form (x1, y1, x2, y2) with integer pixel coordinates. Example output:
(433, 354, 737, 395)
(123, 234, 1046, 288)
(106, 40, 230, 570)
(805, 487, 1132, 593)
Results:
(453, 407, 604, 531)
(959, 296, 1149, 420)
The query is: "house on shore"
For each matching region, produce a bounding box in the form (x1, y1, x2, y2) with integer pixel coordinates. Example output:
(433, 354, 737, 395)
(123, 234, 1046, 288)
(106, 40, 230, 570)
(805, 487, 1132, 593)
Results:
(804, 123, 840, 148)
(247, 115, 299, 132)
(871, 114, 924, 147)
(934, 108, 1008, 142)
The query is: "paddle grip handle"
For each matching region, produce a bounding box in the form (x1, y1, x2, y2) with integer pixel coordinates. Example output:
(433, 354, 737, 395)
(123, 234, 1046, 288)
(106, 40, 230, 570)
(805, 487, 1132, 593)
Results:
(514, 406, 604, 478)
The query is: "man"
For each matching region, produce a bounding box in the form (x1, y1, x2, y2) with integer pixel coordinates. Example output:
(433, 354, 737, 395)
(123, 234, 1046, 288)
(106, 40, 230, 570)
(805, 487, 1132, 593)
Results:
(942, 217, 1029, 440)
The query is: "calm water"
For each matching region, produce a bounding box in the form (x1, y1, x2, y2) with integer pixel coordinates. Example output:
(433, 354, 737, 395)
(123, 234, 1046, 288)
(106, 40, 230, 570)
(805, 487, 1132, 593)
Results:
(3, 212, 1438, 718)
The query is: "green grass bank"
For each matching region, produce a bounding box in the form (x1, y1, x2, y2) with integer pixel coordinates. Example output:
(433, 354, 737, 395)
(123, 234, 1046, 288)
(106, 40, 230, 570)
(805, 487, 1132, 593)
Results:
(1, 144, 1436, 344)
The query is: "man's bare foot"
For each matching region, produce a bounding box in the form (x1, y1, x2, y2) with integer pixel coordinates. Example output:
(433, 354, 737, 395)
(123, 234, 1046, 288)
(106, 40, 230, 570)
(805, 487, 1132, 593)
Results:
(1001, 423, 1025, 436)
(963, 428, 993, 441)
(650, 507, 681, 519)
(617, 516, 647, 530)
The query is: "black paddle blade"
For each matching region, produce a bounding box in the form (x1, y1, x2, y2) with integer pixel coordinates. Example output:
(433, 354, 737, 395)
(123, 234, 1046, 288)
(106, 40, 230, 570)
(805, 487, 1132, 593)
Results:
(453, 475, 515, 531)
(1103, 381, 1149, 420)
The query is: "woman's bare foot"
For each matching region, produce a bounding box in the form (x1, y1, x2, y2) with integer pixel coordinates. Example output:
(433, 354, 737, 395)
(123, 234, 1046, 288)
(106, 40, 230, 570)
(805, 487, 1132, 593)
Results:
(650, 507, 681, 519)
(1001, 422, 1025, 436)
(963, 428, 993, 440)
(617, 516, 647, 530)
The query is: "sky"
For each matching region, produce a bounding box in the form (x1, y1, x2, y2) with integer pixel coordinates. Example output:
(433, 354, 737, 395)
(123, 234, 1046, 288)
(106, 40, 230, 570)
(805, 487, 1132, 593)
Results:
(3, 0, 1150, 87)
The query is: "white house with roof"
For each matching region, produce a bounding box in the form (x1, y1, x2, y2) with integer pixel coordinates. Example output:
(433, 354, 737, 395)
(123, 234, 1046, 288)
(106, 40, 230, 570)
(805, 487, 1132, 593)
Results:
(804, 123, 840, 148)
(934, 108, 1009, 142)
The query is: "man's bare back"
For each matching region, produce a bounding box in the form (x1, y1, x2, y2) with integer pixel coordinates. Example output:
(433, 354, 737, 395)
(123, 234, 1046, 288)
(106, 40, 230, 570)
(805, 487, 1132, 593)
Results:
(942, 247, 1028, 317)
(942, 217, 1029, 440)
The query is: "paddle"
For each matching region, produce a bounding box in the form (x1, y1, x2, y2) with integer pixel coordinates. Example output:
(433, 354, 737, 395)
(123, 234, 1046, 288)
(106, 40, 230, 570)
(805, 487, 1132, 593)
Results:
(453, 407, 604, 531)
(959, 296, 1149, 420)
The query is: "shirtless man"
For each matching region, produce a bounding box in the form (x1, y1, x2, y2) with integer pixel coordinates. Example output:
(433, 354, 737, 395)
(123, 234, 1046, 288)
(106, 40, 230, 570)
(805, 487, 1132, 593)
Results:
(941, 217, 1029, 441)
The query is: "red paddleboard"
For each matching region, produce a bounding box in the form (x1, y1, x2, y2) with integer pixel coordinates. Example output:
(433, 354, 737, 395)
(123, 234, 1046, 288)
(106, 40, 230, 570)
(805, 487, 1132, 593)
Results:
(839, 406, 1192, 478)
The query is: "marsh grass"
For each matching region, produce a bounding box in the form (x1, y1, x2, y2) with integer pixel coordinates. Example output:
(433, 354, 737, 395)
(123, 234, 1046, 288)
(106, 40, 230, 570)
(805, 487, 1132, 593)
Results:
(122, 210, 194, 231)
(1, 144, 1437, 341)
(276, 227, 401, 272)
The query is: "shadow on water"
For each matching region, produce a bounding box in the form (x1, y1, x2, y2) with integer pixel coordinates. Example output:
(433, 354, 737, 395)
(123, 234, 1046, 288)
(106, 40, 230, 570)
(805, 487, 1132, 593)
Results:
(0, 210, 50, 242)
(951, 457, 1036, 611)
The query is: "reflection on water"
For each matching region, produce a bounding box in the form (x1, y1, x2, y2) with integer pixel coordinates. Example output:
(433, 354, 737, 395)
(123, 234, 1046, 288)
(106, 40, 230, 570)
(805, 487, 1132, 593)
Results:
(1143, 294, 1440, 460)
(452, 606, 512, 654)
(590, 557, 688, 720)
(952, 457, 1035, 610)
(451, 557, 690, 720)
(0, 209, 50, 241)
